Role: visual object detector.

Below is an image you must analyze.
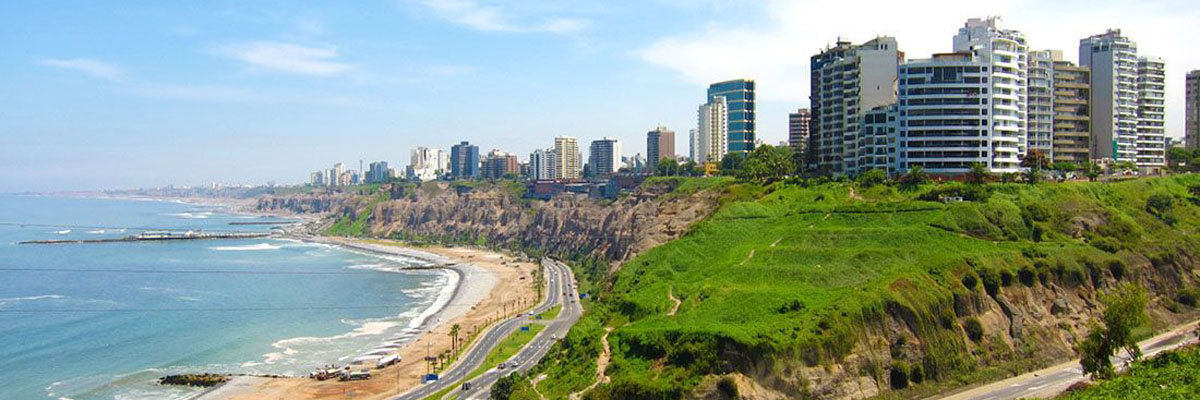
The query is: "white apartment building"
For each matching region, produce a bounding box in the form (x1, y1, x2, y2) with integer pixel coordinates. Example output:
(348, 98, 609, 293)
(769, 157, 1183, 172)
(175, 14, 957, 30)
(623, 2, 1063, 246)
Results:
(899, 53, 1021, 174)
(952, 17, 1029, 159)
(1080, 29, 1140, 164)
(529, 149, 557, 180)
(1136, 57, 1166, 170)
(696, 96, 728, 164)
(553, 136, 582, 180)
(808, 36, 901, 175)
(409, 146, 448, 181)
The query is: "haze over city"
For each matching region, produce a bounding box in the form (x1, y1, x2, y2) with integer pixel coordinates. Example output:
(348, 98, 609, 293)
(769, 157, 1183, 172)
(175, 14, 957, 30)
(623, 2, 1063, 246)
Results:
(2, 0, 1198, 191)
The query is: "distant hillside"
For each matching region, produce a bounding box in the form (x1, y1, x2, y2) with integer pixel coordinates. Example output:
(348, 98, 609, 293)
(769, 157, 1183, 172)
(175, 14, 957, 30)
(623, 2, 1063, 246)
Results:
(511, 175, 1200, 400)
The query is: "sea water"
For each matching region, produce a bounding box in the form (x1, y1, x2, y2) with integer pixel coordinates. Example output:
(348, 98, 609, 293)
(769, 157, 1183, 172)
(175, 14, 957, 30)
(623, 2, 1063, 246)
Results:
(0, 195, 449, 400)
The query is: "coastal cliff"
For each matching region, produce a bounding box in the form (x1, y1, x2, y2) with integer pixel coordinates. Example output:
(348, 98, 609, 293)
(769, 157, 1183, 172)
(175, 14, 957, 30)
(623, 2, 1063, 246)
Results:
(257, 176, 1200, 400)
(256, 178, 726, 268)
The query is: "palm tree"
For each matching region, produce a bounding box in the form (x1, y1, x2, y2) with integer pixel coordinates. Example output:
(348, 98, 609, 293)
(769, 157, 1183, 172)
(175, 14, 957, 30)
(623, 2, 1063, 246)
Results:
(449, 324, 461, 354)
(965, 163, 990, 185)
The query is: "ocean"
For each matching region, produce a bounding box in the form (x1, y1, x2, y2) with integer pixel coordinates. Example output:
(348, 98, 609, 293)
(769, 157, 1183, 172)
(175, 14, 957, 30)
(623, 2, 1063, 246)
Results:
(0, 195, 450, 400)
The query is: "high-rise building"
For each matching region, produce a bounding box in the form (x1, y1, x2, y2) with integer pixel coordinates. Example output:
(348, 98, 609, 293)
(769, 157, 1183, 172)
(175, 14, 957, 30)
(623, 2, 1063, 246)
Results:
(529, 149, 557, 180)
(696, 96, 728, 164)
(589, 137, 622, 178)
(787, 108, 811, 150)
(688, 129, 699, 162)
(707, 79, 756, 153)
(855, 104, 899, 175)
(953, 17, 1028, 158)
(366, 161, 390, 183)
(1136, 57, 1166, 170)
(449, 141, 480, 179)
(481, 149, 520, 179)
(646, 126, 675, 172)
(310, 171, 324, 186)
(409, 147, 449, 181)
(331, 163, 345, 186)
(1028, 50, 1056, 157)
(809, 36, 901, 175)
(553, 136, 581, 180)
(1080, 29, 1140, 164)
(1051, 58, 1092, 164)
(1188, 70, 1200, 149)
(899, 52, 1021, 174)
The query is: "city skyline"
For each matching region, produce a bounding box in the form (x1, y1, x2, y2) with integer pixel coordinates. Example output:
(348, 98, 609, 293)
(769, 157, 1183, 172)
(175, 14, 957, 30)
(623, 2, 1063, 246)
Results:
(3, 0, 1198, 191)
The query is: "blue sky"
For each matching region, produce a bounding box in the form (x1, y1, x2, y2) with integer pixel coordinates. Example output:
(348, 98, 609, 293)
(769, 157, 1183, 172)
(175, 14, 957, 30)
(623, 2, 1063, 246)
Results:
(2, 0, 1197, 191)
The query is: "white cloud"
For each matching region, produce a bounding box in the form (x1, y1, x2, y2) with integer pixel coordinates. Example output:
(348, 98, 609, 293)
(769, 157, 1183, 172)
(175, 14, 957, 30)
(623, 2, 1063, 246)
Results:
(415, 0, 589, 34)
(638, 0, 1200, 137)
(215, 41, 351, 77)
(132, 83, 360, 106)
(38, 58, 123, 80)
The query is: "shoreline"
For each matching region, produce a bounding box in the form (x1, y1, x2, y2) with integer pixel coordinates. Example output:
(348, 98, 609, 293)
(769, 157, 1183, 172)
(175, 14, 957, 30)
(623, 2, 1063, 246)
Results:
(194, 236, 537, 400)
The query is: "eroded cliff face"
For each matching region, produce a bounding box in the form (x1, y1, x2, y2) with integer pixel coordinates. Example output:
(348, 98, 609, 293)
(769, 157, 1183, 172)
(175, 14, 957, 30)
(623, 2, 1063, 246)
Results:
(257, 180, 721, 267)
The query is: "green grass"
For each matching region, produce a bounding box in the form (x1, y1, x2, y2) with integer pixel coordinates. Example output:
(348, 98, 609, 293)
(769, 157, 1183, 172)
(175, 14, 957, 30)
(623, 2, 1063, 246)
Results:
(516, 175, 1200, 399)
(538, 305, 562, 321)
(1054, 344, 1200, 400)
(325, 191, 389, 237)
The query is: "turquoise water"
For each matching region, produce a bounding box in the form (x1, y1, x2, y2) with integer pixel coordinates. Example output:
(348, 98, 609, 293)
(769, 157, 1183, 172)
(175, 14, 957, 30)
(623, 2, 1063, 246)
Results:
(0, 195, 448, 400)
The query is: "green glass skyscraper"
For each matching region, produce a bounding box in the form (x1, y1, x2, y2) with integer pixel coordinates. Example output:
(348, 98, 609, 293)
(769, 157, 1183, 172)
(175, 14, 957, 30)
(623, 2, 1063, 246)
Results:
(707, 79, 756, 153)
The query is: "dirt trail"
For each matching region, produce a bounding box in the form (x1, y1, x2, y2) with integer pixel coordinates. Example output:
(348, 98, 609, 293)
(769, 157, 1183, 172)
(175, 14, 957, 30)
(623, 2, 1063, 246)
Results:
(667, 288, 682, 316)
(569, 327, 614, 400)
(739, 249, 755, 265)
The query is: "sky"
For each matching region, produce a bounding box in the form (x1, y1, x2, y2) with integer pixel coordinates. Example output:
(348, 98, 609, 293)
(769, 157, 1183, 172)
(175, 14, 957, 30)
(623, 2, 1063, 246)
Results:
(2, 0, 1197, 191)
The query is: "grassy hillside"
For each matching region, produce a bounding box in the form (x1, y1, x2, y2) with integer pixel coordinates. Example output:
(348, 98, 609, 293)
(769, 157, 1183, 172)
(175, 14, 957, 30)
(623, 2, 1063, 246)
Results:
(517, 175, 1200, 399)
(1056, 344, 1200, 400)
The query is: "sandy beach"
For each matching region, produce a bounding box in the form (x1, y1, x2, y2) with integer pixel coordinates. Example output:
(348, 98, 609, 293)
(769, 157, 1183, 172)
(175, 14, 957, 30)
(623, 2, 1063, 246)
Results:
(194, 237, 540, 400)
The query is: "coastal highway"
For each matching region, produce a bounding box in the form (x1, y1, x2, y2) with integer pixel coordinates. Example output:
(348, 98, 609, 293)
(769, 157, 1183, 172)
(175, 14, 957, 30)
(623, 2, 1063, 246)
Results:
(454, 259, 583, 400)
(931, 320, 1200, 400)
(393, 258, 579, 400)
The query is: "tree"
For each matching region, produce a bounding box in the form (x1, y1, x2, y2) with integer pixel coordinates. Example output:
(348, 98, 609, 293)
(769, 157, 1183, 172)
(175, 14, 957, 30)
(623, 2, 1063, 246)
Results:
(450, 324, 461, 354)
(897, 166, 929, 191)
(655, 157, 680, 176)
(490, 372, 519, 400)
(965, 163, 991, 185)
(1084, 162, 1103, 182)
(680, 160, 699, 177)
(737, 145, 795, 183)
(720, 152, 747, 175)
(1078, 283, 1149, 380)
(1020, 149, 1049, 184)
(999, 172, 1019, 183)
(1050, 162, 1079, 182)
(855, 169, 888, 188)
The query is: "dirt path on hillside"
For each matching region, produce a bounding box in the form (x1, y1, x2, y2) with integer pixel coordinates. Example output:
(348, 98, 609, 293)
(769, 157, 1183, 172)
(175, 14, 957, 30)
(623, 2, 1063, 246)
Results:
(569, 327, 614, 400)
(668, 288, 681, 316)
(740, 249, 755, 265)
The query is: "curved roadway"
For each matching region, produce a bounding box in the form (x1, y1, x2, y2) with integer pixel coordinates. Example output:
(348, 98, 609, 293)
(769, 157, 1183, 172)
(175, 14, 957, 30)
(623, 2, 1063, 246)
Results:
(393, 258, 581, 400)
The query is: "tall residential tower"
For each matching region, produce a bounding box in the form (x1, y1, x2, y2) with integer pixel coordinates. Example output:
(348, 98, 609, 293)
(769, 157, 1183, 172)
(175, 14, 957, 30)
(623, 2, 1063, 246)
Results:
(808, 37, 901, 175)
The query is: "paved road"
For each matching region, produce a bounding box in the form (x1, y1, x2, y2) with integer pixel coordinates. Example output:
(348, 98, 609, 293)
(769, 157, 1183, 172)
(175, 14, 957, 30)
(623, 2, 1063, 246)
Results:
(392, 258, 579, 400)
(455, 259, 583, 400)
(933, 321, 1200, 400)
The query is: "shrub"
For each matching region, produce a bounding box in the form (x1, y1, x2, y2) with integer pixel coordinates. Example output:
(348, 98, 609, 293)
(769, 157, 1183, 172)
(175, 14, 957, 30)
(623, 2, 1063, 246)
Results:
(919, 183, 992, 202)
(980, 271, 1001, 297)
(1178, 288, 1200, 307)
(909, 363, 925, 384)
(999, 269, 1015, 287)
(964, 318, 984, 343)
(890, 361, 910, 390)
(962, 275, 978, 290)
(1146, 192, 1175, 217)
(1107, 259, 1127, 280)
(1090, 236, 1122, 253)
(716, 377, 739, 399)
(1017, 267, 1036, 287)
(856, 169, 889, 188)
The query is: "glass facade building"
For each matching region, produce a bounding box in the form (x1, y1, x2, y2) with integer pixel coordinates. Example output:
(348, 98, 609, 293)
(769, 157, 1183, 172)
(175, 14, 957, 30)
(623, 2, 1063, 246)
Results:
(707, 79, 756, 153)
